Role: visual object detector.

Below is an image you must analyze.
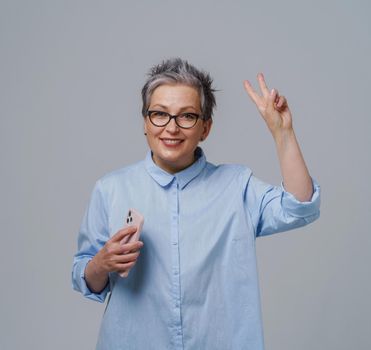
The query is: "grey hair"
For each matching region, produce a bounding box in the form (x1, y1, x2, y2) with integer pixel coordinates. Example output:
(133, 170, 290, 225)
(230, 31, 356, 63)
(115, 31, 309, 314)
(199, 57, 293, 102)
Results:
(141, 58, 216, 120)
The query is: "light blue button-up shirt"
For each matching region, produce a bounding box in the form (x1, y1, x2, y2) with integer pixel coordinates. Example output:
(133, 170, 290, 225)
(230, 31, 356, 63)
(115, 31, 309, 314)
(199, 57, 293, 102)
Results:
(72, 147, 320, 350)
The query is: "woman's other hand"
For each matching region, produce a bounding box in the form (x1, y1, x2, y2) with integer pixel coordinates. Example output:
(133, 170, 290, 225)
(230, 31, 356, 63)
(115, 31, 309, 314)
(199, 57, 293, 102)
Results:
(85, 227, 144, 293)
(95, 227, 143, 275)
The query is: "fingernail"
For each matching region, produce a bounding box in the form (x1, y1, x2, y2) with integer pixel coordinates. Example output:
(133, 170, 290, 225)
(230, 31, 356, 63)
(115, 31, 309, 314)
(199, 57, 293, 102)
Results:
(271, 89, 275, 95)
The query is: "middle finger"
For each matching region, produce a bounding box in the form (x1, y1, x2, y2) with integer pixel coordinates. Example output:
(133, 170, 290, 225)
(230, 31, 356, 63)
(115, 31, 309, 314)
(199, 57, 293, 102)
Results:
(257, 73, 270, 98)
(116, 251, 140, 263)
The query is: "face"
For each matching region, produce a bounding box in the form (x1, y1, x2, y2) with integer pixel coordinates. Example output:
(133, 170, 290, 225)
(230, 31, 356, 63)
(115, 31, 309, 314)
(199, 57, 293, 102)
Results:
(144, 84, 212, 174)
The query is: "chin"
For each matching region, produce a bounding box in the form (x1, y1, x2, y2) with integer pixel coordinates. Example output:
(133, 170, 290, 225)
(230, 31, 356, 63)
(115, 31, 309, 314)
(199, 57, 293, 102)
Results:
(155, 150, 194, 172)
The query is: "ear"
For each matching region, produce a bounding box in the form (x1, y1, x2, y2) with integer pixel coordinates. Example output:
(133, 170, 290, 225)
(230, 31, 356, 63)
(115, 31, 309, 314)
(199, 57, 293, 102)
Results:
(200, 119, 212, 141)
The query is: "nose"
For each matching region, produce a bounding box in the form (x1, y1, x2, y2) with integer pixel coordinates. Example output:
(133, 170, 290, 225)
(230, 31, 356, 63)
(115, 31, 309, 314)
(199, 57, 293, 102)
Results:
(165, 117, 180, 133)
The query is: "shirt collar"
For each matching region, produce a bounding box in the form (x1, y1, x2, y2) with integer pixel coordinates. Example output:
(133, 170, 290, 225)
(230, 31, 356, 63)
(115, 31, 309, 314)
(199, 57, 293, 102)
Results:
(144, 147, 206, 190)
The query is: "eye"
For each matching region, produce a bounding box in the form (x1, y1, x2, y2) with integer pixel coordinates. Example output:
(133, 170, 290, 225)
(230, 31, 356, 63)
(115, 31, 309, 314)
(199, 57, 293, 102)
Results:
(150, 111, 169, 118)
(179, 113, 198, 121)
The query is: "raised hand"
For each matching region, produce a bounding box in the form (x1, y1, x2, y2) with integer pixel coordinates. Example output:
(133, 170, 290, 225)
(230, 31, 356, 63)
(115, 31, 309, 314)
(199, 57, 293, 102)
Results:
(243, 73, 293, 138)
(244, 72, 314, 202)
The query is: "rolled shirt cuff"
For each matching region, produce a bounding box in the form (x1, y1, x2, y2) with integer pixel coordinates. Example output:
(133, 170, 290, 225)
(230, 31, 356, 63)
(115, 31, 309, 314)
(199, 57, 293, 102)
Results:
(72, 257, 110, 303)
(281, 178, 321, 218)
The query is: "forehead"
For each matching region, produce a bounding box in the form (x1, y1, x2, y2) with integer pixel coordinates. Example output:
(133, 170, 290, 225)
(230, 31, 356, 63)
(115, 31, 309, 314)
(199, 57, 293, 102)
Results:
(150, 84, 201, 109)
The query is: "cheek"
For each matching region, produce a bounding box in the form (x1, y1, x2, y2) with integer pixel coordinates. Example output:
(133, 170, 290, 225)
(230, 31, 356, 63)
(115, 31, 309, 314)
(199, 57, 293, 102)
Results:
(145, 125, 164, 145)
(144, 120, 157, 136)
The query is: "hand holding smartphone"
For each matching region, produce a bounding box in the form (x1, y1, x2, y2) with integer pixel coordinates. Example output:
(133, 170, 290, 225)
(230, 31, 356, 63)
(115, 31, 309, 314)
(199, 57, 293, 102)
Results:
(119, 208, 144, 278)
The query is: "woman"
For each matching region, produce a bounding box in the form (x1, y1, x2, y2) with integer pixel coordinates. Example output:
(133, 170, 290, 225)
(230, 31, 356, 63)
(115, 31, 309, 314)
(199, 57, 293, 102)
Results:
(72, 58, 320, 349)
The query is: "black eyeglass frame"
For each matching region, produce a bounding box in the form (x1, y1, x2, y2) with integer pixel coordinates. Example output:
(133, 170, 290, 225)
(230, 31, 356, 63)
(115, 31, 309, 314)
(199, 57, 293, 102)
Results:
(146, 110, 202, 129)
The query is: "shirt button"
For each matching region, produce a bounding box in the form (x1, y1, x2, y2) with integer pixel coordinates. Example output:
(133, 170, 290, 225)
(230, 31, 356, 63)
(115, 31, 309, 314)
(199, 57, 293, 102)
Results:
(172, 215, 177, 220)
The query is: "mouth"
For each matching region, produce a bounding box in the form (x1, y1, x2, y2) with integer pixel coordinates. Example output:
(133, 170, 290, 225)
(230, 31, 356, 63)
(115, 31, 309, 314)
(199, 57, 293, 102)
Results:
(160, 138, 184, 147)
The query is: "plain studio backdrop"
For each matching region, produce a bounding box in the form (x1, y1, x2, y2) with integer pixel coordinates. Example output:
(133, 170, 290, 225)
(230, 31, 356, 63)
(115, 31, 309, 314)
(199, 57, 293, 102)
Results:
(1, 1, 370, 349)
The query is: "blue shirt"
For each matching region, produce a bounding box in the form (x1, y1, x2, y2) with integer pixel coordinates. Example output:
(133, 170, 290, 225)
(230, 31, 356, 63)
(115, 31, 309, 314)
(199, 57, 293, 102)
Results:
(72, 147, 320, 350)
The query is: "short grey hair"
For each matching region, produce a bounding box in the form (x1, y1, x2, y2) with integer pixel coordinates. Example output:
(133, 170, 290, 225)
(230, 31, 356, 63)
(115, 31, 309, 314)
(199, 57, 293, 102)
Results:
(141, 58, 216, 120)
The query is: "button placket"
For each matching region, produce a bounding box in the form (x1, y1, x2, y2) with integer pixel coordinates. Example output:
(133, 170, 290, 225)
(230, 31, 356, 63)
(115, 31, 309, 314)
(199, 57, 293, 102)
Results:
(170, 180, 183, 348)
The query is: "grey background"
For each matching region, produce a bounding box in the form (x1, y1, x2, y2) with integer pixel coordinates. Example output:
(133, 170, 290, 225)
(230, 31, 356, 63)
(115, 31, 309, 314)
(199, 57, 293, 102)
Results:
(1, 0, 370, 349)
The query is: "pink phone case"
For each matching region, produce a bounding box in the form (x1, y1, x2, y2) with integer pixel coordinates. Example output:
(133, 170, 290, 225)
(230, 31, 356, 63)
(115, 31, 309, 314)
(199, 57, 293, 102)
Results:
(119, 208, 144, 278)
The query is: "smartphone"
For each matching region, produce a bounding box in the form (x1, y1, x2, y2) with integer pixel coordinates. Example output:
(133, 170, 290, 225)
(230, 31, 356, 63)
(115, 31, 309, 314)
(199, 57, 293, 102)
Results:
(119, 208, 144, 278)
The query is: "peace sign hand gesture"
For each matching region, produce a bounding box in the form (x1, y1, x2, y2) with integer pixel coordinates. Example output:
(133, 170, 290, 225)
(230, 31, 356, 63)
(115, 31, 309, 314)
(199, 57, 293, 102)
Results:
(243, 73, 293, 138)
(243, 72, 314, 202)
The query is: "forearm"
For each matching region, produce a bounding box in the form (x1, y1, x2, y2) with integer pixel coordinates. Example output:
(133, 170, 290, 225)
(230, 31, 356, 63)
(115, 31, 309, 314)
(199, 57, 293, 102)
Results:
(274, 129, 313, 202)
(84, 254, 109, 294)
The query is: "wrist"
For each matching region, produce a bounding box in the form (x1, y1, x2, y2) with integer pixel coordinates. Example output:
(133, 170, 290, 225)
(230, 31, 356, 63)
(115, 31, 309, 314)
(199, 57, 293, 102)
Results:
(85, 255, 109, 294)
(90, 253, 108, 276)
(272, 128, 296, 147)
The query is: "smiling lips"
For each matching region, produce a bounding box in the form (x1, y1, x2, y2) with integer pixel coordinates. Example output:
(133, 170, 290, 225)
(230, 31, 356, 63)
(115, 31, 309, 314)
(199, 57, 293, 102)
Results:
(161, 138, 184, 146)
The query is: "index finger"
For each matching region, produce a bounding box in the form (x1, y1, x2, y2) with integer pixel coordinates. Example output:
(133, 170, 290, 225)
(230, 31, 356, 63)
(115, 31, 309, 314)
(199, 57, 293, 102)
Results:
(122, 240, 144, 254)
(111, 226, 137, 242)
(243, 80, 260, 105)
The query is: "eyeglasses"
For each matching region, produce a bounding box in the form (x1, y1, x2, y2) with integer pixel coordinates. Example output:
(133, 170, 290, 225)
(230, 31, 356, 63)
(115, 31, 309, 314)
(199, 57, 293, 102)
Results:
(146, 110, 201, 129)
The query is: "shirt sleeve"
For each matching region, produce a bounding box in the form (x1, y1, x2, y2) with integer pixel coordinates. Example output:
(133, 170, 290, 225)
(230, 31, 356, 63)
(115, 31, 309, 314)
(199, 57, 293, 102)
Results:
(244, 172, 321, 238)
(71, 180, 111, 302)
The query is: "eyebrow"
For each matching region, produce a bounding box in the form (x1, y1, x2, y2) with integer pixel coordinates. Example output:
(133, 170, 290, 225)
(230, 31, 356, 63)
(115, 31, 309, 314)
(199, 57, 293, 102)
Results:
(150, 104, 199, 112)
